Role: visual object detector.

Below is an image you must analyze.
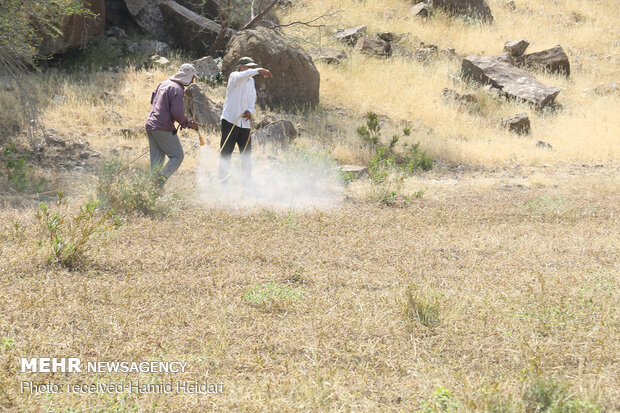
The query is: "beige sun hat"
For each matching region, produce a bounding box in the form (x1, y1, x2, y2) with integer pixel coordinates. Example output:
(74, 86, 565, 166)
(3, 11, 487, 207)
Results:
(170, 63, 200, 85)
(236, 56, 259, 69)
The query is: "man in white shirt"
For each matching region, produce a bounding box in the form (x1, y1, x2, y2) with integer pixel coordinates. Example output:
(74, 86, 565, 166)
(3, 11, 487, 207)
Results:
(219, 56, 272, 182)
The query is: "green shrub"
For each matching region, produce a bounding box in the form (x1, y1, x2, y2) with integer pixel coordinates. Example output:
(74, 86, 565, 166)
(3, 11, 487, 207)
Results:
(357, 112, 432, 188)
(97, 158, 166, 216)
(35, 193, 121, 268)
(419, 387, 461, 413)
(0, 144, 46, 193)
(522, 376, 600, 413)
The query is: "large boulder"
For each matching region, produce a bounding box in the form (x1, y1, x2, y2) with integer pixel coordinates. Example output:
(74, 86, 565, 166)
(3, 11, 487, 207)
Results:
(432, 0, 493, 21)
(222, 27, 320, 108)
(516, 45, 570, 76)
(184, 84, 221, 129)
(461, 56, 560, 108)
(159, 1, 234, 55)
(175, 0, 279, 29)
(38, 0, 106, 56)
(122, 0, 169, 40)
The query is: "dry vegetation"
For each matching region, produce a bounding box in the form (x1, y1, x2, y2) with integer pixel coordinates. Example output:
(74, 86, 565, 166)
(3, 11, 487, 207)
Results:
(0, 0, 619, 411)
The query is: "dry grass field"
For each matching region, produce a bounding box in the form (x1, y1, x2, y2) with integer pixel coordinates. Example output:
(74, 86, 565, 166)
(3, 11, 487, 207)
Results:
(0, 0, 619, 411)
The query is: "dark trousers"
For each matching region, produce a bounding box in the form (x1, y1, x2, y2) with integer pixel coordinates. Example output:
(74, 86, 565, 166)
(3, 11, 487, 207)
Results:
(219, 119, 251, 180)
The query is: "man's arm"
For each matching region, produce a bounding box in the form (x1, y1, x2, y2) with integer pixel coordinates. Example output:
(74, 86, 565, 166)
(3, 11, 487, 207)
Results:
(169, 87, 197, 129)
(228, 68, 261, 88)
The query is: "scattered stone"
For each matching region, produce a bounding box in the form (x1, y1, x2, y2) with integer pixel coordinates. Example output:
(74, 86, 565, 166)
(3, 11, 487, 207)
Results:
(192, 56, 220, 79)
(390, 43, 416, 60)
(159, 1, 234, 56)
(102, 109, 124, 125)
(516, 45, 570, 76)
(442, 88, 478, 104)
(536, 140, 553, 150)
(495, 52, 515, 64)
(252, 120, 297, 150)
(504, 40, 529, 57)
(139, 39, 171, 55)
(504, 0, 516, 10)
(44, 135, 66, 147)
(340, 165, 367, 176)
(461, 55, 561, 108)
(222, 27, 320, 108)
(149, 54, 171, 68)
(309, 47, 348, 65)
(334, 26, 367, 45)
(587, 82, 619, 95)
(377, 32, 405, 43)
(500, 113, 530, 134)
(183, 84, 221, 129)
(432, 0, 493, 22)
(355, 37, 391, 57)
(411, 2, 432, 17)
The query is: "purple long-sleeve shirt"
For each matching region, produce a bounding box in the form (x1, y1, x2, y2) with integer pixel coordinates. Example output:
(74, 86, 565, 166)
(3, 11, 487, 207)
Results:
(145, 80, 190, 131)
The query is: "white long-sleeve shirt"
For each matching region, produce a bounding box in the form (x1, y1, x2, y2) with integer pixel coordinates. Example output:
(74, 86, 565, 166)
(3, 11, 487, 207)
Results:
(221, 68, 260, 129)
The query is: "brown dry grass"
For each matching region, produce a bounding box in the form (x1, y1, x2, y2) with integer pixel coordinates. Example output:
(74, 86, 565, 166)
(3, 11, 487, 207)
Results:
(1, 171, 618, 411)
(0, 0, 619, 411)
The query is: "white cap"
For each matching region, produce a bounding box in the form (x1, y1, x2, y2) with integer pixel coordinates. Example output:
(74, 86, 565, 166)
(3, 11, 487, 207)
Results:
(170, 63, 200, 86)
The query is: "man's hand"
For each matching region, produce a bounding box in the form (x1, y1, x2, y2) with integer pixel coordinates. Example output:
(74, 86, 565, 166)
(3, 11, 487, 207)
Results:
(241, 110, 252, 121)
(258, 68, 272, 79)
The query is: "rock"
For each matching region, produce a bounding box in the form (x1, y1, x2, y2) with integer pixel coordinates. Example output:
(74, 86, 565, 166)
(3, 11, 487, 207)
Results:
(102, 109, 123, 125)
(38, 0, 106, 56)
(391, 43, 416, 60)
(442, 88, 478, 104)
(183, 84, 221, 129)
(504, 40, 529, 57)
(222, 27, 320, 108)
(334, 26, 367, 45)
(504, 0, 516, 10)
(149, 54, 171, 68)
(44, 135, 66, 147)
(411, 2, 432, 17)
(192, 56, 220, 79)
(500, 113, 530, 134)
(536, 140, 553, 150)
(122, 0, 169, 40)
(495, 52, 515, 64)
(308, 48, 348, 65)
(432, 0, 493, 21)
(139, 39, 171, 55)
(355, 37, 391, 57)
(252, 120, 297, 149)
(377, 32, 405, 43)
(340, 165, 367, 176)
(461, 56, 560, 108)
(515, 45, 570, 76)
(159, 1, 234, 56)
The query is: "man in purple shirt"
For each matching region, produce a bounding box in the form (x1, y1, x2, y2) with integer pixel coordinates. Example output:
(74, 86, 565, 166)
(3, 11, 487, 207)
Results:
(145, 63, 199, 184)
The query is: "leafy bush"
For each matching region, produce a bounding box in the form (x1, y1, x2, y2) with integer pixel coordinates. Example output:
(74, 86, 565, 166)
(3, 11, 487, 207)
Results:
(35, 193, 121, 268)
(97, 158, 166, 216)
(523, 376, 600, 413)
(357, 112, 432, 186)
(0, 144, 46, 193)
(419, 387, 461, 413)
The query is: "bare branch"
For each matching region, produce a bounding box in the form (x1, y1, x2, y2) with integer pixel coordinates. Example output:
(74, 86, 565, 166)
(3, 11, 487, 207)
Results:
(241, 0, 278, 30)
(268, 9, 341, 29)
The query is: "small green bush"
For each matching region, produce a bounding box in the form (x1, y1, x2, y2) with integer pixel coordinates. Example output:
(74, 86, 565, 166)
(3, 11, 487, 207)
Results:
(0, 144, 46, 193)
(418, 386, 461, 413)
(35, 193, 121, 268)
(97, 158, 166, 216)
(522, 376, 600, 413)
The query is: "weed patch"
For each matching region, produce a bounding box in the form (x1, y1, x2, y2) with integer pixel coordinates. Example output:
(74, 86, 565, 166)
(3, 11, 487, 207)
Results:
(244, 281, 305, 311)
